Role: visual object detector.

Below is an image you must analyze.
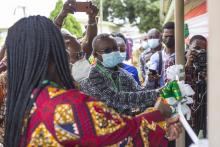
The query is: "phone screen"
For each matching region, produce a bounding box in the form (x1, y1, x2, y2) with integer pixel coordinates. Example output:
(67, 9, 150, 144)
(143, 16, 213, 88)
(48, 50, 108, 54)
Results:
(149, 69, 157, 75)
(74, 2, 91, 12)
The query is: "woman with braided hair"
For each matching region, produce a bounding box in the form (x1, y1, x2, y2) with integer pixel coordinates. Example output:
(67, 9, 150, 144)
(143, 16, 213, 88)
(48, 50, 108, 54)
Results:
(0, 45, 7, 144)
(4, 16, 182, 147)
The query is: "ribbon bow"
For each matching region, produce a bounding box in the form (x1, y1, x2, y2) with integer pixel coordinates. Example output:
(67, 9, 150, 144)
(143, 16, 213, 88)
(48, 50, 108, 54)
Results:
(160, 65, 200, 144)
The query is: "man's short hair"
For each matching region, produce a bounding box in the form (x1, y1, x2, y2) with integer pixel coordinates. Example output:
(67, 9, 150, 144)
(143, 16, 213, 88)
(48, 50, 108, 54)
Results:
(92, 33, 111, 51)
(163, 22, 175, 30)
(111, 32, 127, 44)
(189, 35, 207, 44)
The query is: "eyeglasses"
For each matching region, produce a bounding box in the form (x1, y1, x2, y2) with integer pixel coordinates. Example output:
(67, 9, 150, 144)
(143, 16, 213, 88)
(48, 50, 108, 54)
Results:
(96, 46, 119, 55)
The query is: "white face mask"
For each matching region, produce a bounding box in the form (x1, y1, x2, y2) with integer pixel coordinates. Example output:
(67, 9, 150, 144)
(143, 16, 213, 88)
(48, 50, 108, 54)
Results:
(148, 39, 160, 49)
(142, 41, 149, 50)
(71, 58, 91, 82)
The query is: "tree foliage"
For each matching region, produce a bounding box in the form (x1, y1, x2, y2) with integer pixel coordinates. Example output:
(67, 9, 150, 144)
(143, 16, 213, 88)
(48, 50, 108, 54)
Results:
(49, 0, 83, 37)
(92, 0, 161, 32)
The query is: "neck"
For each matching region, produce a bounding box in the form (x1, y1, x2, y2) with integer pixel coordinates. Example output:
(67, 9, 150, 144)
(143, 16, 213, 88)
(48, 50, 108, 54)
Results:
(45, 71, 64, 87)
(118, 63, 123, 66)
(106, 66, 118, 71)
(165, 47, 175, 55)
(152, 44, 162, 52)
(97, 61, 119, 71)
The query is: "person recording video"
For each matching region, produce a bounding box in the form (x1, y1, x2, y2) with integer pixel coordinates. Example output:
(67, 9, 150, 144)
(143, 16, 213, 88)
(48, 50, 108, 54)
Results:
(185, 35, 207, 146)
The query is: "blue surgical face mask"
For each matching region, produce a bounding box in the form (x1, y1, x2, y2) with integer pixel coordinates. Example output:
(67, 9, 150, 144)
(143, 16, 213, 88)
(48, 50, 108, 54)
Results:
(101, 51, 122, 68)
(119, 52, 126, 62)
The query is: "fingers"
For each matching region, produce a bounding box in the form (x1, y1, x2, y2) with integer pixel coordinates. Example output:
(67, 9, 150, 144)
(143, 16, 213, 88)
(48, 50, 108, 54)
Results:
(167, 123, 182, 141)
(63, 0, 76, 13)
(166, 116, 183, 141)
(87, 4, 99, 16)
(174, 122, 183, 134)
(167, 125, 177, 141)
(166, 115, 179, 125)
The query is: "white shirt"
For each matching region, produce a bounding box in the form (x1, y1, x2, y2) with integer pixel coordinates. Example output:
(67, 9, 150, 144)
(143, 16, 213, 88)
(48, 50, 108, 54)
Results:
(149, 49, 175, 86)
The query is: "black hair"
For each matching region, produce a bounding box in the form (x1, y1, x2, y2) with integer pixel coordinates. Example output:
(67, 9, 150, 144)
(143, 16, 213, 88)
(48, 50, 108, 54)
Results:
(92, 33, 111, 51)
(111, 32, 127, 44)
(5, 16, 74, 147)
(163, 21, 175, 30)
(189, 35, 207, 44)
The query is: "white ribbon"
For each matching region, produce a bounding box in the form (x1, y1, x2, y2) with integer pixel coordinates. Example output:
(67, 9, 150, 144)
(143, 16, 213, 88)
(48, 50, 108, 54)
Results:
(178, 103, 199, 144)
(165, 64, 202, 144)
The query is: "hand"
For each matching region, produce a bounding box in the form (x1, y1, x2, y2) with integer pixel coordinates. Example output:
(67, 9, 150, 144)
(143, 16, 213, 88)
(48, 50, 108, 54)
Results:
(148, 73, 160, 81)
(185, 50, 198, 67)
(87, 4, 99, 21)
(62, 0, 76, 15)
(166, 116, 183, 141)
(154, 98, 172, 118)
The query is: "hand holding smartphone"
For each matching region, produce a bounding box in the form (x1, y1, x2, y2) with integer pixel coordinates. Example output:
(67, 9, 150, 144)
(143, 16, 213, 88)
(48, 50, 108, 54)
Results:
(74, 2, 91, 12)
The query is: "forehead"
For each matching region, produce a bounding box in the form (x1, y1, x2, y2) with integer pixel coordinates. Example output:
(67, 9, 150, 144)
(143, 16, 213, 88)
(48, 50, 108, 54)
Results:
(114, 37, 126, 46)
(148, 32, 160, 38)
(163, 29, 174, 36)
(97, 37, 117, 48)
(191, 39, 207, 48)
(64, 36, 81, 50)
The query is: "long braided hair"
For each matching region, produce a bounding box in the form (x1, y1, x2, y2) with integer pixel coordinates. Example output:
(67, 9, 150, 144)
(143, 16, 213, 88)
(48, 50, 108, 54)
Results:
(5, 16, 74, 147)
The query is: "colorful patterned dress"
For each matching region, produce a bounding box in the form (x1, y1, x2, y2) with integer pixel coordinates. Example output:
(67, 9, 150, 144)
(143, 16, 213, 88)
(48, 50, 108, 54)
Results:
(22, 81, 168, 147)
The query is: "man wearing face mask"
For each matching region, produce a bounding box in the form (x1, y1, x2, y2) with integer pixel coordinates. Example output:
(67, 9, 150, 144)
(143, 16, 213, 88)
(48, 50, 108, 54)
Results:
(139, 28, 162, 82)
(55, 0, 98, 83)
(147, 22, 175, 88)
(185, 35, 207, 146)
(61, 29, 92, 84)
(113, 35, 141, 85)
(80, 33, 171, 116)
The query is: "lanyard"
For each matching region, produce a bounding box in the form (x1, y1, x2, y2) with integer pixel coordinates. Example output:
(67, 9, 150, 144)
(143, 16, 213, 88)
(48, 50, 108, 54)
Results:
(95, 63, 120, 92)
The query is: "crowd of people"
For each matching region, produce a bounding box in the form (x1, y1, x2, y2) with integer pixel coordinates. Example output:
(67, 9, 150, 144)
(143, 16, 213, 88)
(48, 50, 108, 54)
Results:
(0, 0, 207, 146)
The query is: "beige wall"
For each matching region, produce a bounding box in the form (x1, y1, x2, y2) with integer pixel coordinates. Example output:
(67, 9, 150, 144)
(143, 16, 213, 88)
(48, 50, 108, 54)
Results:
(208, 0, 220, 146)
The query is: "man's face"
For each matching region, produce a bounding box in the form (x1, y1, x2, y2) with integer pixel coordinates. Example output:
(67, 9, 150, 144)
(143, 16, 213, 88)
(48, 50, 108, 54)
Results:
(94, 37, 118, 61)
(147, 31, 161, 49)
(162, 29, 175, 48)
(63, 34, 83, 64)
(189, 39, 207, 51)
(114, 37, 126, 52)
(148, 32, 160, 40)
(118, 42, 126, 53)
(186, 38, 207, 64)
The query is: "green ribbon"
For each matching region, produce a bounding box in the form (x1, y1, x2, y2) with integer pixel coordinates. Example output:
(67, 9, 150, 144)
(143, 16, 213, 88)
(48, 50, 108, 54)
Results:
(95, 62, 119, 92)
(160, 81, 182, 101)
(184, 23, 189, 38)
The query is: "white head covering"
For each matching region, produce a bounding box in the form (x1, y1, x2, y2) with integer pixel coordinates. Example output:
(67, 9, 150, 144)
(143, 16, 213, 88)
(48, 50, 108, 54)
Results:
(61, 28, 77, 38)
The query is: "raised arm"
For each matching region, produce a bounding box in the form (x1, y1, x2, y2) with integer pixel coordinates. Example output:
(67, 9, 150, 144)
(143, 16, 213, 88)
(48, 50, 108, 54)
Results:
(81, 4, 99, 58)
(54, 0, 76, 29)
(0, 45, 6, 62)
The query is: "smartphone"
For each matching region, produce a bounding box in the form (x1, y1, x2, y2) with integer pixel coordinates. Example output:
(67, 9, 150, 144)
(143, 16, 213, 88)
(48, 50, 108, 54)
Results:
(74, 2, 91, 12)
(149, 69, 157, 75)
